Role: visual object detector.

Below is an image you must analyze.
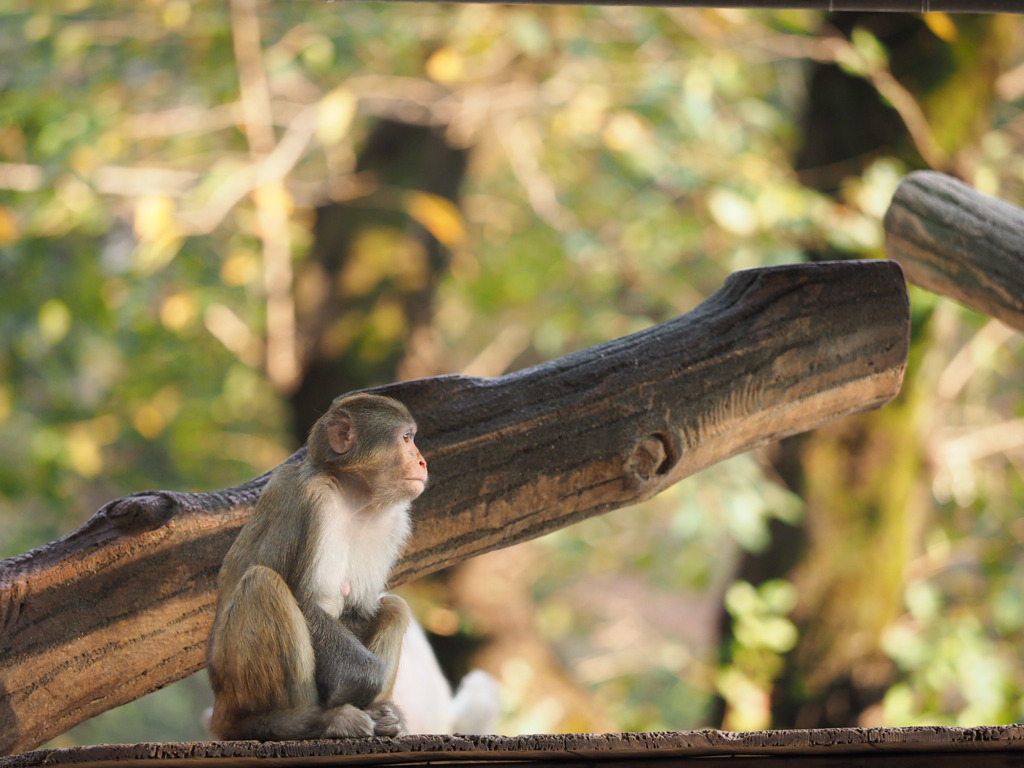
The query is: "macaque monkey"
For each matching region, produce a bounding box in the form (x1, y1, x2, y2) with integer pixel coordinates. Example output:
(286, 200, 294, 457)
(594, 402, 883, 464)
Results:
(206, 393, 428, 740)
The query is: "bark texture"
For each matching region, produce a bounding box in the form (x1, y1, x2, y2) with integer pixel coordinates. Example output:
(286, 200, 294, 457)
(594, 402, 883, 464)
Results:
(0, 260, 909, 755)
(885, 170, 1024, 333)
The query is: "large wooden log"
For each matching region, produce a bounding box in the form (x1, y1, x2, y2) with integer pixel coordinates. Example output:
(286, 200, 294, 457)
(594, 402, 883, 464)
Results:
(0, 261, 909, 755)
(884, 170, 1024, 333)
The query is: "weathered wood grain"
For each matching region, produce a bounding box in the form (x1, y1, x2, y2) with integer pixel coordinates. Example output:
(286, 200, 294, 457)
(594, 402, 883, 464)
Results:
(884, 170, 1024, 332)
(3, 726, 1024, 768)
(0, 260, 909, 755)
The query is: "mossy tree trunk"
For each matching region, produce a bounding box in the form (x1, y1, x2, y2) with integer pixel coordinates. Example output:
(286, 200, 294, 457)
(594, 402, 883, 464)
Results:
(289, 118, 468, 440)
(722, 12, 1017, 730)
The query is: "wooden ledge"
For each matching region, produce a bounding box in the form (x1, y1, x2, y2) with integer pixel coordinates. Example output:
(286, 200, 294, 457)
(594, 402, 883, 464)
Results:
(5, 728, 1024, 768)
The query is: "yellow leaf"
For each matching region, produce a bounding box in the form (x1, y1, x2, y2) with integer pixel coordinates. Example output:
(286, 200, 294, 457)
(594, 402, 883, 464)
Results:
(923, 12, 957, 43)
(66, 427, 103, 478)
(0, 385, 11, 425)
(161, 291, 197, 332)
(426, 46, 464, 84)
(162, 0, 191, 29)
(134, 195, 175, 241)
(252, 183, 294, 216)
(87, 413, 122, 445)
(70, 145, 102, 176)
(24, 14, 51, 41)
(134, 232, 183, 274)
(132, 387, 181, 439)
(366, 299, 407, 356)
(424, 606, 460, 636)
(38, 299, 71, 344)
(405, 191, 465, 249)
(603, 111, 652, 153)
(342, 230, 390, 296)
(0, 206, 19, 245)
(708, 188, 757, 237)
(316, 87, 357, 147)
(132, 404, 165, 439)
(221, 249, 260, 287)
(55, 174, 94, 214)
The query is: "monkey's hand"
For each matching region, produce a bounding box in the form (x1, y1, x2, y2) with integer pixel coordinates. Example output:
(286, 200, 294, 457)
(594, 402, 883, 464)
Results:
(366, 702, 406, 737)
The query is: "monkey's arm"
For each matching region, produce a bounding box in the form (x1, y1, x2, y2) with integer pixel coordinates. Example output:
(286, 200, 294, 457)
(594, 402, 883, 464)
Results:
(304, 605, 392, 709)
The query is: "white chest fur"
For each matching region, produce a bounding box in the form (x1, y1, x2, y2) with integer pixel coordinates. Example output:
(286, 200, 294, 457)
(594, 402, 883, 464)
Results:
(310, 491, 412, 617)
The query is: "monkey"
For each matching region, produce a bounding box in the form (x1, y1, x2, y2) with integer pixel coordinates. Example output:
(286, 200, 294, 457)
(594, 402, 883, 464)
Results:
(206, 393, 428, 740)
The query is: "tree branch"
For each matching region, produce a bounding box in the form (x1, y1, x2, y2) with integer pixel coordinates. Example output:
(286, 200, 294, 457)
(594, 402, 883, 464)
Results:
(0, 260, 908, 755)
(885, 171, 1024, 333)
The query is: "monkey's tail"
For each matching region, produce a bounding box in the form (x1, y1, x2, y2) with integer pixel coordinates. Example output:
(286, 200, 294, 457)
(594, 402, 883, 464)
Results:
(451, 670, 501, 734)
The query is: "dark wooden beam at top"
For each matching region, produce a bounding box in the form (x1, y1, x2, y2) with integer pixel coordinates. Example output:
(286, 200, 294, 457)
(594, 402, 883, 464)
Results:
(371, 0, 1019, 12)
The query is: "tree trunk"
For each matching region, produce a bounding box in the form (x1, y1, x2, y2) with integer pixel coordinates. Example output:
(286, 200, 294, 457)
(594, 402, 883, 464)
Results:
(722, 13, 1016, 730)
(291, 118, 468, 440)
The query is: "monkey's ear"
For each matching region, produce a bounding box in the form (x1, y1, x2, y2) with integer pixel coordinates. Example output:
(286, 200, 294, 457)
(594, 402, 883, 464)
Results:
(327, 417, 356, 455)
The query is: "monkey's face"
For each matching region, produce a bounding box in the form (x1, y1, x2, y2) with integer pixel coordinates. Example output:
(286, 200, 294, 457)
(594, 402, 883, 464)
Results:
(397, 426, 428, 499)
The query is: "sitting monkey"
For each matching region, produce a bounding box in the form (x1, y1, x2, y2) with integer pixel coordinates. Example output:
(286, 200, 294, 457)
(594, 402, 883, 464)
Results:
(206, 393, 428, 739)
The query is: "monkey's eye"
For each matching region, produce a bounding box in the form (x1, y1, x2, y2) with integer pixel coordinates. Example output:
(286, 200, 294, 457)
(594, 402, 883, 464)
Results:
(403, 432, 415, 443)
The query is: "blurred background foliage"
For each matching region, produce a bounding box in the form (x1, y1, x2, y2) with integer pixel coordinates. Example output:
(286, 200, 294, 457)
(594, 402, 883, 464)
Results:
(1, 0, 1023, 746)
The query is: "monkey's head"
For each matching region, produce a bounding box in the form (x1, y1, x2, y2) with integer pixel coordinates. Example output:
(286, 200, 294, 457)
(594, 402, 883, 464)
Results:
(308, 393, 428, 504)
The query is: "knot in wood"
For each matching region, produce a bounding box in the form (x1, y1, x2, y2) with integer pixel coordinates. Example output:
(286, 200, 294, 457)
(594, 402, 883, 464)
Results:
(625, 432, 675, 489)
(99, 491, 178, 535)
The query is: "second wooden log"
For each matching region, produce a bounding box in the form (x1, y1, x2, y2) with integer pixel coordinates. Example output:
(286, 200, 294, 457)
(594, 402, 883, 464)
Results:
(885, 170, 1024, 333)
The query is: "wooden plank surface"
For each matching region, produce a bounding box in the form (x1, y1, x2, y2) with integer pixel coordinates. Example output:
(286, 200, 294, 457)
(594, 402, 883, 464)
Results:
(4, 727, 1024, 768)
(1, 261, 910, 754)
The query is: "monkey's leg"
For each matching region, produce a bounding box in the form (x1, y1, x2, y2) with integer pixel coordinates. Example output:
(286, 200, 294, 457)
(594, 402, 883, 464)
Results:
(303, 609, 391, 737)
(209, 565, 373, 739)
(307, 607, 389, 707)
(303, 596, 410, 736)
(362, 594, 412, 737)
(363, 594, 412, 703)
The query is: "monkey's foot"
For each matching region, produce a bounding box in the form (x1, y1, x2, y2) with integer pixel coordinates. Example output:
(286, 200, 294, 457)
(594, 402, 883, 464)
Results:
(366, 702, 406, 737)
(323, 704, 375, 738)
